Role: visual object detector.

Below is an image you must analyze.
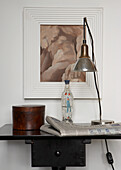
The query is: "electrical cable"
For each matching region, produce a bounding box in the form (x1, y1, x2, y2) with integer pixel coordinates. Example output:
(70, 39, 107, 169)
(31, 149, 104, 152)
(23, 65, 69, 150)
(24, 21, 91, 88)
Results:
(92, 62, 115, 170)
(111, 164, 115, 170)
(84, 18, 115, 170)
(105, 139, 115, 170)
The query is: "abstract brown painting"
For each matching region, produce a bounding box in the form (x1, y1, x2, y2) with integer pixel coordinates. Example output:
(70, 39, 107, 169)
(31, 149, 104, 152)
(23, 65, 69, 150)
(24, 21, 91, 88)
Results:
(40, 25, 86, 82)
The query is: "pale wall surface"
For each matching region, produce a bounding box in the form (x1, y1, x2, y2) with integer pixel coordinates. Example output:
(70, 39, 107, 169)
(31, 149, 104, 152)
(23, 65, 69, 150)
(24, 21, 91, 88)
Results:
(0, 0, 121, 170)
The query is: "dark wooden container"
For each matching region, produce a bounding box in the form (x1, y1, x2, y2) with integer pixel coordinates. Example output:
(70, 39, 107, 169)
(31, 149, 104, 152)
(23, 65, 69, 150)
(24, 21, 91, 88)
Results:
(12, 105, 45, 130)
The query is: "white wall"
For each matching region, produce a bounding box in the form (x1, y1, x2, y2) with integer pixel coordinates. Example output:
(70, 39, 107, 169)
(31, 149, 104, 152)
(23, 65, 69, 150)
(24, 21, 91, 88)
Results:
(0, 0, 121, 169)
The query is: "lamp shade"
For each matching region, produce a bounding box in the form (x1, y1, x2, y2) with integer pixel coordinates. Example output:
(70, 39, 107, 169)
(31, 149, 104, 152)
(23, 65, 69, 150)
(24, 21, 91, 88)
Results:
(74, 43, 97, 72)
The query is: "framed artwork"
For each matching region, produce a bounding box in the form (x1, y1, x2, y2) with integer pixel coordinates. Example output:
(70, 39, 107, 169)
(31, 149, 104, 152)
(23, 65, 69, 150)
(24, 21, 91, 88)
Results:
(24, 7, 103, 99)
(40, 25, 86, 82)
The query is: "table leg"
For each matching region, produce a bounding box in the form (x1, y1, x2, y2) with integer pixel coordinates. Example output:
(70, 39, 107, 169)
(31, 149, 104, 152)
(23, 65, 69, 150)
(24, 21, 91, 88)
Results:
(52, 167, 66, 170)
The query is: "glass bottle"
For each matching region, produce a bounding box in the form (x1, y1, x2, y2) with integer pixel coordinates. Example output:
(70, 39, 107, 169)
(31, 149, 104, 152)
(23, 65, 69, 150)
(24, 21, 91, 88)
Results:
(61, 80, 73, 123)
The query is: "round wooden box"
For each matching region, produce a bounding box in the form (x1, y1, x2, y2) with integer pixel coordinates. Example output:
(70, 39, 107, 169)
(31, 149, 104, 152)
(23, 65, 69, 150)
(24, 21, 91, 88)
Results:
(12, 105, 45, 130)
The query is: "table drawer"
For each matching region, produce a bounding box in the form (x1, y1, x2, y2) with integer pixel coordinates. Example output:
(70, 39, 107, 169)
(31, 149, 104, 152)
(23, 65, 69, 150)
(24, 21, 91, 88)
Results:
(31, 139, 86, 167)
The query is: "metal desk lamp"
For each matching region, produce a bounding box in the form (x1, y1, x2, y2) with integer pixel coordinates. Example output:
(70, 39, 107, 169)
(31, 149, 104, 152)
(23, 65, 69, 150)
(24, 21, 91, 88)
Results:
(74, 17, 113, 125)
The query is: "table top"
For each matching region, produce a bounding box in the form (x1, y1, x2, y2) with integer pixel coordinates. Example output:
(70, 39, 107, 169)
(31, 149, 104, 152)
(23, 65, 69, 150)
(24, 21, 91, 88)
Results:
(0, 124, 121, 140)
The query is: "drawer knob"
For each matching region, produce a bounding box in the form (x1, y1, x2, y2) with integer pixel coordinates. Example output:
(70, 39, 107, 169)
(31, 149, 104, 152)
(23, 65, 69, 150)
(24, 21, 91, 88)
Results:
(55, 151, 61, 157)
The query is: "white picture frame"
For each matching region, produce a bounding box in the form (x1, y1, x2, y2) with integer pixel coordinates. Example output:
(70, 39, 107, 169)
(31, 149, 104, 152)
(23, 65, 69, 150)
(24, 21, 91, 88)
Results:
(24, 7, 103, 99)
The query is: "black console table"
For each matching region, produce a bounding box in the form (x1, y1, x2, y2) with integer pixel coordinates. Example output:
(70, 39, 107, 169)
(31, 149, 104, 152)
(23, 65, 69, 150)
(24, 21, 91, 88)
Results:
(0, 124, 121, 169)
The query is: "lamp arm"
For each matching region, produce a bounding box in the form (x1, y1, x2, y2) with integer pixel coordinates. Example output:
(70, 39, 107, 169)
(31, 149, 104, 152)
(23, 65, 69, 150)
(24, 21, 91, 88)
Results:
(84, 17, 102, 121)
(93, 72, 102, 121)
(84, 17, 94, 62)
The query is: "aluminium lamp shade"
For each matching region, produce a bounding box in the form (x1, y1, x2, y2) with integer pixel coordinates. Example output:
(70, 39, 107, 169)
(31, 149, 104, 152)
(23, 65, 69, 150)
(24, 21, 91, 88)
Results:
(74, 41, 97, 72)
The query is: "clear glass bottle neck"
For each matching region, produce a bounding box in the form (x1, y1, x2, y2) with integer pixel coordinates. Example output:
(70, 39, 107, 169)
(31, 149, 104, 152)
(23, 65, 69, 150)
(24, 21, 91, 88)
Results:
(65, 84, 70, 90)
